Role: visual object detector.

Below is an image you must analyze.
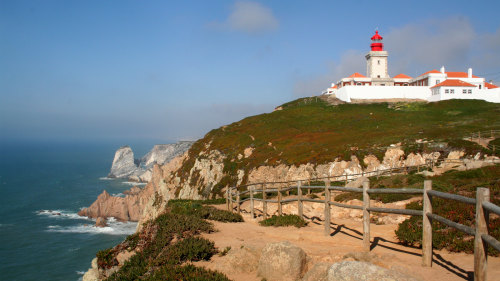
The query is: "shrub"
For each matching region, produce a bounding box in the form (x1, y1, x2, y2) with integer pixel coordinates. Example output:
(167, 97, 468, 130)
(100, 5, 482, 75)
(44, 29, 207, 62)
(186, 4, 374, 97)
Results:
(96, 248, 118, 269)
(200, 206, 244, 222)
(144, 264, 231, 281)
(154, 237, 217, 266)
(259, 214, 307, 228)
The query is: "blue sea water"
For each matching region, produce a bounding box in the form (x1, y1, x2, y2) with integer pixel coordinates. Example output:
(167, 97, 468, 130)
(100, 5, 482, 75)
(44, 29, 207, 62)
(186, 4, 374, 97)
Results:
(0, 140, 157, 281)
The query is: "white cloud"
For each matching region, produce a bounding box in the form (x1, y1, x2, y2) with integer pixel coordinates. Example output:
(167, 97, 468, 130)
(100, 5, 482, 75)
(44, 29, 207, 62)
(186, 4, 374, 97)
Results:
(210, 1, 279, 34)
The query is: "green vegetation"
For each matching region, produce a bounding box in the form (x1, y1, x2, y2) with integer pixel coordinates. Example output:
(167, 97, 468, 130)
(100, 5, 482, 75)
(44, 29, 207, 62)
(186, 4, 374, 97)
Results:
(168, 200, 244, 222)
(393, 165, 500, 256)
(102, 200, 240, 281)
(176, 98, 500, 194)
(259, 214, 307, 228)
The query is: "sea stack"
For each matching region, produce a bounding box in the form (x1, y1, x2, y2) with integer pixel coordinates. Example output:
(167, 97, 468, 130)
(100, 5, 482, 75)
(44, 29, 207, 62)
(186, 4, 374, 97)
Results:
(108, 146, 139, 178)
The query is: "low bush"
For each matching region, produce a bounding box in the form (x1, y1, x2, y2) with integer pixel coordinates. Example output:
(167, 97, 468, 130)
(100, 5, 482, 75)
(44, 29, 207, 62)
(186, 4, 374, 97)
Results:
(259, 214, 307, 228)
(154, 237, 216, 266)
(169, 200, 243, 222)
(96, 248, 118, 269)
(144, 264, 231, 281)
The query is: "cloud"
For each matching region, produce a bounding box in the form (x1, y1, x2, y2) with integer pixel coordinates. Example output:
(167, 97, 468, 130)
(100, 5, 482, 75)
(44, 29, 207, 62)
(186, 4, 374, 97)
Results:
(293, 16, 500, 96)
(210, 1, 279, 34)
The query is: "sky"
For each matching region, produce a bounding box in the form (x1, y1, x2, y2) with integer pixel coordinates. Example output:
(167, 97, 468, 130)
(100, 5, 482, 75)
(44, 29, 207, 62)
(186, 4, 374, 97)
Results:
(1, 0, 500, 144)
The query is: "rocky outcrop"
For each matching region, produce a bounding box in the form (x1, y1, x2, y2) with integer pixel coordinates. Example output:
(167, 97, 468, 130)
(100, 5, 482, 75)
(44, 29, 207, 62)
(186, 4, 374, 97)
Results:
(141, 142, 193, 168)
(258, 241, 307, 281)
(107, 141, 193, 181)
(78, 189, 150, 221)
(108, 146, 140, 178)
(327, 261, 422, 281)
(95, 217, 108, 227)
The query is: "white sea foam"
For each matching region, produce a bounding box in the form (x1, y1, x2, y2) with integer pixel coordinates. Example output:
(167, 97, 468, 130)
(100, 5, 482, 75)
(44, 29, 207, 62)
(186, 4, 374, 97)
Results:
(36, 209, 88, 220)
(111, 192, 125, 197)
(122, 181, 147, 186)
(46, 219, 137, 235)
(99, 177, 114, 180)
(76, 271, 85, 275)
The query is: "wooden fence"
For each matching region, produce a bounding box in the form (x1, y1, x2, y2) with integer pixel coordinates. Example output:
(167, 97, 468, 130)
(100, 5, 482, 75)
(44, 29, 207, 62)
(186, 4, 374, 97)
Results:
(227, 176, 500, 281)
(470, 130, 500, 152)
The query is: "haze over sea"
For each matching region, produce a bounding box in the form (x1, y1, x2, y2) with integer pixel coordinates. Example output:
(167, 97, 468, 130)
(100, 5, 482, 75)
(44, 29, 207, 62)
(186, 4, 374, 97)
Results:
(0, 140, 158, 280)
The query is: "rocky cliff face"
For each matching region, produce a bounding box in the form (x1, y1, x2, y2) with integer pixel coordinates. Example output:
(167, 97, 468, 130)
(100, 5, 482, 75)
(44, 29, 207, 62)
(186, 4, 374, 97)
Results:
(141, 142, 193, 168)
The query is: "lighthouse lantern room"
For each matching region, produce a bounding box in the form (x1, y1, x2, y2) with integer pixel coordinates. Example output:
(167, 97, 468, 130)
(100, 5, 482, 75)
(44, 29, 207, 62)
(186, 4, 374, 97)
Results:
(365, 30, 392, 84)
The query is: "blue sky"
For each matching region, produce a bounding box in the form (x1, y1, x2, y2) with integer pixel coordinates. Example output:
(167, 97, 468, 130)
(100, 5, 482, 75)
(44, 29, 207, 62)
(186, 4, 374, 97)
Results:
(1, 0, 500, 143)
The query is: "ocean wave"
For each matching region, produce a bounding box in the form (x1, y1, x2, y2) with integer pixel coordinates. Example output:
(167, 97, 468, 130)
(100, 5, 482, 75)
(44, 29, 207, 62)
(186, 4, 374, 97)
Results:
(76, 271, 85, 275)
(99, 177, 114, 180)
(36, 209, 88, 220)
(46, 220, 137, 235)
(122, 181, 147, 186)
(111, 192, 125, 197)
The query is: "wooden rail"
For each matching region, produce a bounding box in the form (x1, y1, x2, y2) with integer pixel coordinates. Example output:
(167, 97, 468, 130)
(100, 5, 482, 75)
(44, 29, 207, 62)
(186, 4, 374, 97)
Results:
(226, 178, 500, 281)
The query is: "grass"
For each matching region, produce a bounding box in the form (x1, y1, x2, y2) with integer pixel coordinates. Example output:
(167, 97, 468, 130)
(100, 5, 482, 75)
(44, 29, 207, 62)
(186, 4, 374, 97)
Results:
(175, 98, 500, 195)
(259, 214, 307, 228)
(168, 200, 244, 223)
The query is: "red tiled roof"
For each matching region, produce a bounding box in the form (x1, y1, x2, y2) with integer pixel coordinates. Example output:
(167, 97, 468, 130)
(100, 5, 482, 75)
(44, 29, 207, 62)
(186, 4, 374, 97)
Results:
(348, 72, 367, 78)
(430, 79, 476, 89)
(419, 69, 441, 77)
(446, 71, 479, 78)
(393, 73, 412, 79)
(485, 82, 499, 89)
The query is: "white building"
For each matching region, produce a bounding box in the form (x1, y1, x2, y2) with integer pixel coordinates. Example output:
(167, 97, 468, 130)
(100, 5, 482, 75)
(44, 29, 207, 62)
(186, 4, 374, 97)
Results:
(325, 30, 499, 103)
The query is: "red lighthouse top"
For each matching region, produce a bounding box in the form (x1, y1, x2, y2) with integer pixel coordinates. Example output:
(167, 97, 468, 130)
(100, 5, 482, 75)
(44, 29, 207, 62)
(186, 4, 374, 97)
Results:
(370, 30, 384, 51)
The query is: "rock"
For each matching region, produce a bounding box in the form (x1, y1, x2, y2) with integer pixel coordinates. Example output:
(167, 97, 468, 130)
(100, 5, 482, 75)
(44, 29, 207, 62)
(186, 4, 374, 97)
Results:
(82, 258, 99, 281)
(327, 261, 422, 281)
(214, 245, 260, 274)
(258, 241, 307, 281)
(108, 146, 140, 178)
(95, 217, 108, 227)
(140, 142, 193, 168)
(345, 176, 368, 188)
(302, 262, 330, 281)
(78, 189, 147, 221)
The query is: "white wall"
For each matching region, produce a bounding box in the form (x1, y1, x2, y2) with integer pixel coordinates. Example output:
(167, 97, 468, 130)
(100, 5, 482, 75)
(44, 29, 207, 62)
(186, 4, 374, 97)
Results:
(428, 88, 500, 103)
(335, 86, 430, 102)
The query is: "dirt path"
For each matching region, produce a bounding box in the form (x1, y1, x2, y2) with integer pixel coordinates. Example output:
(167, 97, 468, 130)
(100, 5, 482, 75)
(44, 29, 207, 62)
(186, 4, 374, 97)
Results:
(194, 205, 500, 281)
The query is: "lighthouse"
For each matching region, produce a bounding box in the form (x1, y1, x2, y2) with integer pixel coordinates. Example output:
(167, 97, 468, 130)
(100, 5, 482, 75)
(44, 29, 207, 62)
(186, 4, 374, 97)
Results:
(365, 30, 392, 85)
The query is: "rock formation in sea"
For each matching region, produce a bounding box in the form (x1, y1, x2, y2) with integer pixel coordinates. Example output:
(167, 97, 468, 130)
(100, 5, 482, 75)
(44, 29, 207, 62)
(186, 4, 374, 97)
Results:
(108, 146, 140, 179)
(107, 141, 194, 182)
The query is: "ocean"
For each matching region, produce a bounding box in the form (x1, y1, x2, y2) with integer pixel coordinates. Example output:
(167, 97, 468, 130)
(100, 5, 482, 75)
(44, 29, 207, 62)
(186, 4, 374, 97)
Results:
(0, 140, 157, 280)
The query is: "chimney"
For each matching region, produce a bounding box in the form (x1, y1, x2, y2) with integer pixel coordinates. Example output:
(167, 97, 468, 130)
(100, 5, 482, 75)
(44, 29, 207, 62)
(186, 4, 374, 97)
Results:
(440, 66, 445, 74)
(468, 68, 472, 78)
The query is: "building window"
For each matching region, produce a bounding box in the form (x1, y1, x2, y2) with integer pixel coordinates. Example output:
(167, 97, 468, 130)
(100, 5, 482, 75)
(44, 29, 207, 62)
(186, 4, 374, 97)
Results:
(450, 89, 455, 94)
(445, 89, 449, 93)
(377, 60, 380, 65)
(479, 85, 482, 89)
(356, 83, 362, 85)
(468, 89, 472, 94)
(463, 89, 467, 94)
(377, 75, 380, 78)
(436, 80, 440, 85)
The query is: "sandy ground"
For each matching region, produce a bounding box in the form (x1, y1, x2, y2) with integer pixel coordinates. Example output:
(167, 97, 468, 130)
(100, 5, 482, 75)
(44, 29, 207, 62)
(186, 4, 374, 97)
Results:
(194, 203, 500, 281)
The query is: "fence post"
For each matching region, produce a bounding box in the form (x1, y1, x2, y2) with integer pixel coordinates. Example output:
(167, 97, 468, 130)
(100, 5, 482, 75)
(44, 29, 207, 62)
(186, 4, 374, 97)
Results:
(345, 174, 348, 184)
(250, 186, 255, 219)
(474, 187, 490, 281)
(229, 188, 234, 213)
(287, 183, 290, 196)
(262, 184, 268, 220)
(236, 190, 241, 214)
(478, 131, 481, 139)
(308, 179, 311, 195)
(422, 180, 433, 267)
(297, 181, 303, 218)
(324, 180, 331, 236)
(278, 185, 282, 216)
(362, 180, 370, 252)
(226, 188, 229, 211)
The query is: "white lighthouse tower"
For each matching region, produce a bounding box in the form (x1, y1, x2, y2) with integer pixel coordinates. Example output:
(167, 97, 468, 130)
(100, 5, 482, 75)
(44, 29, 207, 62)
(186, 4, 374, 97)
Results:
(365, 30, 393, 86)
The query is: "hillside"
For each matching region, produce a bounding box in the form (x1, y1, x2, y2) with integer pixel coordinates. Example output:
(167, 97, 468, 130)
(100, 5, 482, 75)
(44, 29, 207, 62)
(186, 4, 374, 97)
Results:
(176, 98, 499, 196)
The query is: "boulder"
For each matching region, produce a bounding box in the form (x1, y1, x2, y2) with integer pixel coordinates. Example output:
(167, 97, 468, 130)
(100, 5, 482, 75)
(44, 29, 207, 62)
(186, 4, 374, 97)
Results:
(78, 189, 147, 221)
(327, 261, 421, 281)
(95, 217, 108, 227)
(258, 241, 307, 281)
(302, 262, 330, 281)
(214, 245, 260, 274)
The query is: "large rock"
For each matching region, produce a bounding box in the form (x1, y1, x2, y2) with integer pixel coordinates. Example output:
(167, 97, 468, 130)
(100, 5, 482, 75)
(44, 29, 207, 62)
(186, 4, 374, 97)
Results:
(141, 142, 194, 168)
(258, 241, 307, 281)
(327, 261, 421, 281)
(78, 189, 149, 221)
(213, 245, 260, 274)
(108, 146, 139, 178)
(302, 262, 330, 281)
